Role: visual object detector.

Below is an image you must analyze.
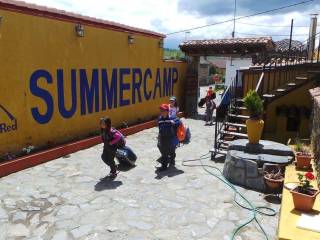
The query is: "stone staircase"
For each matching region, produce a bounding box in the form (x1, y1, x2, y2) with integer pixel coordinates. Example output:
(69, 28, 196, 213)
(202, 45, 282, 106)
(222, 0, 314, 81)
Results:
(211, 68, 318, 159)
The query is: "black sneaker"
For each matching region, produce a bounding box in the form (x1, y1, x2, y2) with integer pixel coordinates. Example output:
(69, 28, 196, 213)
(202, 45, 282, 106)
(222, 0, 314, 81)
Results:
(169, 160, 175, 167)
(159, 164, 168, 172)
(108, 171, 117, 179)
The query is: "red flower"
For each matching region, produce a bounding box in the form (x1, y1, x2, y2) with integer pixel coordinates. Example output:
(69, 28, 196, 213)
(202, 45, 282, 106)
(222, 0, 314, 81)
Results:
(305, 172, 315, 180)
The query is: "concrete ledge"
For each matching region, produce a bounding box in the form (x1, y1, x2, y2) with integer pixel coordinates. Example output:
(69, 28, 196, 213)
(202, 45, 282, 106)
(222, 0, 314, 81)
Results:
(278, 164, 320, 240)
(0, 114, 184, 178)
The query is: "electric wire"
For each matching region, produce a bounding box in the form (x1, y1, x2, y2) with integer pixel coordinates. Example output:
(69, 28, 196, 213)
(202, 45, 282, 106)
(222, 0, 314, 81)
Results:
(235, 32, 309, 37)
(166, 0, 314, 35)
(182, 152, 277, 240)
(237, 21, 311, 28)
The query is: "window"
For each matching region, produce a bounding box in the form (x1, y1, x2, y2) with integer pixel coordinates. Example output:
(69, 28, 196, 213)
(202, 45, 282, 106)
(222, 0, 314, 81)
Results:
(287, 116, 300, 131)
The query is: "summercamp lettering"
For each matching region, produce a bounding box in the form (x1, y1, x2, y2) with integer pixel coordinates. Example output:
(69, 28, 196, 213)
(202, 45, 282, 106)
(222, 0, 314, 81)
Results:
(29, 68, 179, 124)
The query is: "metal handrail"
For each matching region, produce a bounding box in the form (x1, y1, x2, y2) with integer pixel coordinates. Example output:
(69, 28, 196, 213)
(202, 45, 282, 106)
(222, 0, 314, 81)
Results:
(255, 72, 265, 94)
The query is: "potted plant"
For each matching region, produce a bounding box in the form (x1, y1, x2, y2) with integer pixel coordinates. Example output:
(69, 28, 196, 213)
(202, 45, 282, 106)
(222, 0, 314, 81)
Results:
(264, 168, 284, 189)
(243, 90, 264, 144)
(290, 172, 319, 212)
(294, 140, 313, 169)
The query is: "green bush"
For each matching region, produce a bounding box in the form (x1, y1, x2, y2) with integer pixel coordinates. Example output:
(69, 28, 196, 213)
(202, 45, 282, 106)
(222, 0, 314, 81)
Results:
(243, 90, 263, 118)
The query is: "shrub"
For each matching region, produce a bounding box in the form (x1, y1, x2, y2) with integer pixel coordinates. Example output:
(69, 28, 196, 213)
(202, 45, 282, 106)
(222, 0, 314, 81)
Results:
(243, 90, 263, 119)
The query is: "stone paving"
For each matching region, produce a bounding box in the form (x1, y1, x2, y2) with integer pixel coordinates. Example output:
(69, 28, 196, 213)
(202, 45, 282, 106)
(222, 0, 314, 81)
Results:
(0, 115, 280, 240)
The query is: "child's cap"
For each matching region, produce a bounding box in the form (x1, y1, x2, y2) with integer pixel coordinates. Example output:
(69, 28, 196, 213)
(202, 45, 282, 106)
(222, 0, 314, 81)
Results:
(169, 96, 176, 102)
(160, 103, 169, 111)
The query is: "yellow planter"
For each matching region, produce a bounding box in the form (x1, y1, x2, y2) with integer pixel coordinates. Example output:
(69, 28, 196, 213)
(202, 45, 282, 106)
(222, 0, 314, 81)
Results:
(246, 119, 264, 144)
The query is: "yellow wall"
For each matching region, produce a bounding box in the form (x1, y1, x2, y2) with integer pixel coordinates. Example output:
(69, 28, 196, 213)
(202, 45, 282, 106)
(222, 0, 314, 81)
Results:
(0, 9, 187, 155)
(264, 81, 315, 143)
(242, 68, 307, 96)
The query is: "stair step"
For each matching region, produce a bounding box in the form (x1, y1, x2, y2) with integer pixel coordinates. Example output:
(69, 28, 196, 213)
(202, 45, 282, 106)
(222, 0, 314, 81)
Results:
(228, 114, 250, 119)
(233, 106, 247, 110)
(276, 88, 287, 93)
(219, 130, 248, 138)
(287, 82, 296, 87)
(225, 122, 247, 128)
(263, 94, 276, 98)
(235, 98, 244, 102)
(296, 76, 308, 81)
(217, 139, 230, 145)
(308, 70, 320, 74)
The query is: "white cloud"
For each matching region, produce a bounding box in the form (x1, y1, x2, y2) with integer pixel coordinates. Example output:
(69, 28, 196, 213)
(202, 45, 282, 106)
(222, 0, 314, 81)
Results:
(20, 0, 316, 48)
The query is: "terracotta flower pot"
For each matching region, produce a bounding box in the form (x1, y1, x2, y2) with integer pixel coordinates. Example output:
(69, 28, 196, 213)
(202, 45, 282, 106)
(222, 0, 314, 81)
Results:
(296, 153, 312, 169)
(246, 119, 264, 144)
(264, 175, 284, 189)
(290, 187, 319, 212)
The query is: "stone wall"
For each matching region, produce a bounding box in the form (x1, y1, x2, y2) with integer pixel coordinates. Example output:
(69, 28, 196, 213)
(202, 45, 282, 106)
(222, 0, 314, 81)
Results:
(309, 87, 320, 186)
(223, 139, 294, 192)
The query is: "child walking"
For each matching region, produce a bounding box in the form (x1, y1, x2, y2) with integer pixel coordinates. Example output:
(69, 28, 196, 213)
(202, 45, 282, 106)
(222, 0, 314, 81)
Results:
(157, 104, 180, 171)
(168, 96, 179, 118)
(205, 96, 216, 125)
(100, 117, 126, 178)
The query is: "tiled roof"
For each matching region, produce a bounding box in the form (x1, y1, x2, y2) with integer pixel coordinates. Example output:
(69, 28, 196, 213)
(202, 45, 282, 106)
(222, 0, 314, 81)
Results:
(274, 39, 305, 52)
(180, 37, 275, 54)
(0, 0, 165, 38)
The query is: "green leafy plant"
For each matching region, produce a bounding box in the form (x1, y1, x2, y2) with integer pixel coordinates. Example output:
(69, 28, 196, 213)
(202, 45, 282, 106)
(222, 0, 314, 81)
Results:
(297, 172, 315, 194)
(243, 90, 263, 119)
(294, 138, 311, 155)
(22, 145, 35, 154)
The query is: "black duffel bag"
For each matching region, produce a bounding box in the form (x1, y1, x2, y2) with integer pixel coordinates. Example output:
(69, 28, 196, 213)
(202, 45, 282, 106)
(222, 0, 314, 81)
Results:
(116, 146, 137, 166)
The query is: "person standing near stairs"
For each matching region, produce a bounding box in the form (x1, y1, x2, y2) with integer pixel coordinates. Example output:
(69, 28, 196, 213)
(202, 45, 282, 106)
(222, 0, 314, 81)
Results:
(205, 96, 216, 126)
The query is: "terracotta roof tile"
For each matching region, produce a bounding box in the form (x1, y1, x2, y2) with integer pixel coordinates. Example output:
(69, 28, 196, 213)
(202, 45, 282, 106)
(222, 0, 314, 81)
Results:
(0, 0, 165, 38)
(180, 37, 275, 54)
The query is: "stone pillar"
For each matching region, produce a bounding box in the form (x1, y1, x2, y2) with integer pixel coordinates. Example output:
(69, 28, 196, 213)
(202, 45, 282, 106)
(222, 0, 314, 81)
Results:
(185, 55, 199, 117)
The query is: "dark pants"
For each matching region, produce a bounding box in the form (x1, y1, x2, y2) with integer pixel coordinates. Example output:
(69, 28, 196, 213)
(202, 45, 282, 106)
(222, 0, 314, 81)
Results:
(157, 137, 176, 167)
(101, 146, 117, 173)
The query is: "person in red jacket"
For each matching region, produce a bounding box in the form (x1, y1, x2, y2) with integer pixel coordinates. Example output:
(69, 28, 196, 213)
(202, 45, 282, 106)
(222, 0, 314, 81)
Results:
(100, 117, 126, 178)
(206, 86, 214, 98)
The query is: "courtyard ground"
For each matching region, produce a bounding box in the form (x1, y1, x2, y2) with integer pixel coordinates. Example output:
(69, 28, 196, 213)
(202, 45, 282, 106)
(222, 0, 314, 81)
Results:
(0, 112, 280, 240)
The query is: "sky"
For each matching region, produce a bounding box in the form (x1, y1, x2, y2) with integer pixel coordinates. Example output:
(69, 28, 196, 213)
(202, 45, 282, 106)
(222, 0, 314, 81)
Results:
(21, 0, 320, 49)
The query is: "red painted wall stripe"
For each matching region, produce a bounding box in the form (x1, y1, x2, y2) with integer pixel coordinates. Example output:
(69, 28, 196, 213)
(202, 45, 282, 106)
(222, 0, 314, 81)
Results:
(0, 113, 184, 178)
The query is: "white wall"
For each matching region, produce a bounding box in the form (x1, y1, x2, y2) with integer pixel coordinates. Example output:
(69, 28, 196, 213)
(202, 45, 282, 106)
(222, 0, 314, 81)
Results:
(225, 58, 252, 86)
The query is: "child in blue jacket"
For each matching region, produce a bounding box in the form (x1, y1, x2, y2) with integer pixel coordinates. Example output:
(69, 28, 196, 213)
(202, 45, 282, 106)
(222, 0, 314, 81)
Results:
(157, 104, 180, 171)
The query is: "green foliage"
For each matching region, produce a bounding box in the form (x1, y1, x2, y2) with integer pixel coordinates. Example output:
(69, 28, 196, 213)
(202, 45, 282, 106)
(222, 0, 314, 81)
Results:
(294, 139, 304, 152)
(294, 138, 311, 154)
(209, 66, 217, 75)
(164, 48, 185, 60)
(214, 84, 225, 92)
(297, 172, 314, 194)
(243, 90, 263, 118)
(22, 145, 35, 154)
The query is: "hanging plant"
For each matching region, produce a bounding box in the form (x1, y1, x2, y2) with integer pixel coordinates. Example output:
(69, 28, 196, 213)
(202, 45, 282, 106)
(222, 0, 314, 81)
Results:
(276, 105, 288, 116)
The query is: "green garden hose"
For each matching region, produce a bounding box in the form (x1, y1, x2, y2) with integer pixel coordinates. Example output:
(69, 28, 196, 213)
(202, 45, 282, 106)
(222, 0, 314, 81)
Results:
(182, 153, 277, 240)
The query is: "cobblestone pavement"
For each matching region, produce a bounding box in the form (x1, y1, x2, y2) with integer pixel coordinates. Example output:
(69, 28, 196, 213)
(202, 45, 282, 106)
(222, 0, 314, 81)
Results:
(0, 115, 280, 240)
